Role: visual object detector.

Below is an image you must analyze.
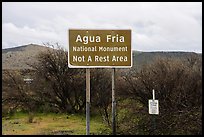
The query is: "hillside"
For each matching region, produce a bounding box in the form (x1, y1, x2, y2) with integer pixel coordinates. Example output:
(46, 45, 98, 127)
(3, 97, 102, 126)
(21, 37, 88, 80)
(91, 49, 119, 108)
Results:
(2, 44, 51, 70)
(132, 51, 202, 71)
(2, 44, 202, 70)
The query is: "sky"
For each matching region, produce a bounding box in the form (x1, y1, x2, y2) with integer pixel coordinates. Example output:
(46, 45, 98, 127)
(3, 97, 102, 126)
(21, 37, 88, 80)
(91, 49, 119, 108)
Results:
(2, 2, 202, 53)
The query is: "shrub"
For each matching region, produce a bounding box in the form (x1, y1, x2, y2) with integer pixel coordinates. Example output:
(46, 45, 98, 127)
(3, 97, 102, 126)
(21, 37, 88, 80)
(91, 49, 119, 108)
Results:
(117, 56, 202, 135)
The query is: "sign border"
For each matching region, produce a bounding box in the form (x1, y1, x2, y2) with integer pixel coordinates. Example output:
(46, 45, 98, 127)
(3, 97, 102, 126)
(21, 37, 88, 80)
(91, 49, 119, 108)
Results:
(68, 29, 132, 68)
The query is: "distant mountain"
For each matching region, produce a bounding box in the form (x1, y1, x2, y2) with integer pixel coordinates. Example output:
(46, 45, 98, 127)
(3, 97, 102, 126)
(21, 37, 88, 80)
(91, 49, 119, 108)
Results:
(132, 51, 202, 71)
(2, 44, 51, 70)
(2, 44, 202, 70)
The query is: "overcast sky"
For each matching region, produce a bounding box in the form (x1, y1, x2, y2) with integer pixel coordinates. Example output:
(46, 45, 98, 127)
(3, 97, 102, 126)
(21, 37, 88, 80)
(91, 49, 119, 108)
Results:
(2, 2, 202, 53)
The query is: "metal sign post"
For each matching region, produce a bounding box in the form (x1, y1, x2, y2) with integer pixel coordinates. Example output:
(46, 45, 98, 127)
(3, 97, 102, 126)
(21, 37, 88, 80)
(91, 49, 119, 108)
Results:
(149, 89, 159, 115)
(68, 29, 132, 135)
(152, 89, 156, 134)
(152, 89, 155, 100)
(148, 89, 159, 134)
(86, 69, 90, 135)
(112, 68, 116, 135)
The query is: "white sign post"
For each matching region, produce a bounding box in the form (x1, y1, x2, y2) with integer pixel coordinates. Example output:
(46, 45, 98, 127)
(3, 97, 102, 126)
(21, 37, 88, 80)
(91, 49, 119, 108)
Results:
(148, 89, 159, 134)
(149, 89, 159, 115)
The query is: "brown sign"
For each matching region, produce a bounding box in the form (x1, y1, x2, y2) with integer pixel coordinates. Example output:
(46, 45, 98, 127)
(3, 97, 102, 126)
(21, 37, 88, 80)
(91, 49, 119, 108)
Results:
(68, 29, 132, 68)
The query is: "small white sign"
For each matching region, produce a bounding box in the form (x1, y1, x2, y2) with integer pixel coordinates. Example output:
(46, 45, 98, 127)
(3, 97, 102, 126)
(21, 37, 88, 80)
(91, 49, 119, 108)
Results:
(149, 99, 159, 114)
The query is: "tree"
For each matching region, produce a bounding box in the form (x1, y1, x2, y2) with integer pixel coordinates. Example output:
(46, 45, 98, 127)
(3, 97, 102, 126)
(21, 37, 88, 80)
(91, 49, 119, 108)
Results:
(2, 69, 42, 120)
(30, 43, 86, 113)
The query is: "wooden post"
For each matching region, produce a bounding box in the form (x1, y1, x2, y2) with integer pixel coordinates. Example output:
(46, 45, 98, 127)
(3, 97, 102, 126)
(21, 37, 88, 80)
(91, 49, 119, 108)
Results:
(112, 68, 116, 135)
(86, 69, 90, 135)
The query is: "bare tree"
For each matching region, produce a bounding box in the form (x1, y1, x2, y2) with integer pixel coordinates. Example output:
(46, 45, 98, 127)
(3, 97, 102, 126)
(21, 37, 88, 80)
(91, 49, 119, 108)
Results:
(117, 57, 202, 135)
(2, 69, 41, 118)
(90, 68, 112, 126)
(30, 43, 86, 113)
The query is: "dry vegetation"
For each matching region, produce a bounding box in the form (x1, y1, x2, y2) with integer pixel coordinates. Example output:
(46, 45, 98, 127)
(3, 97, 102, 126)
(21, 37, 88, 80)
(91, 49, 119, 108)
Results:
(2, 43, 202, 135)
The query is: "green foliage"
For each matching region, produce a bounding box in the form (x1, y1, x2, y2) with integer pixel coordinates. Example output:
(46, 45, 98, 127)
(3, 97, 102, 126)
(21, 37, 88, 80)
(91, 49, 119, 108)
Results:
(2, 112, 111, 135)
